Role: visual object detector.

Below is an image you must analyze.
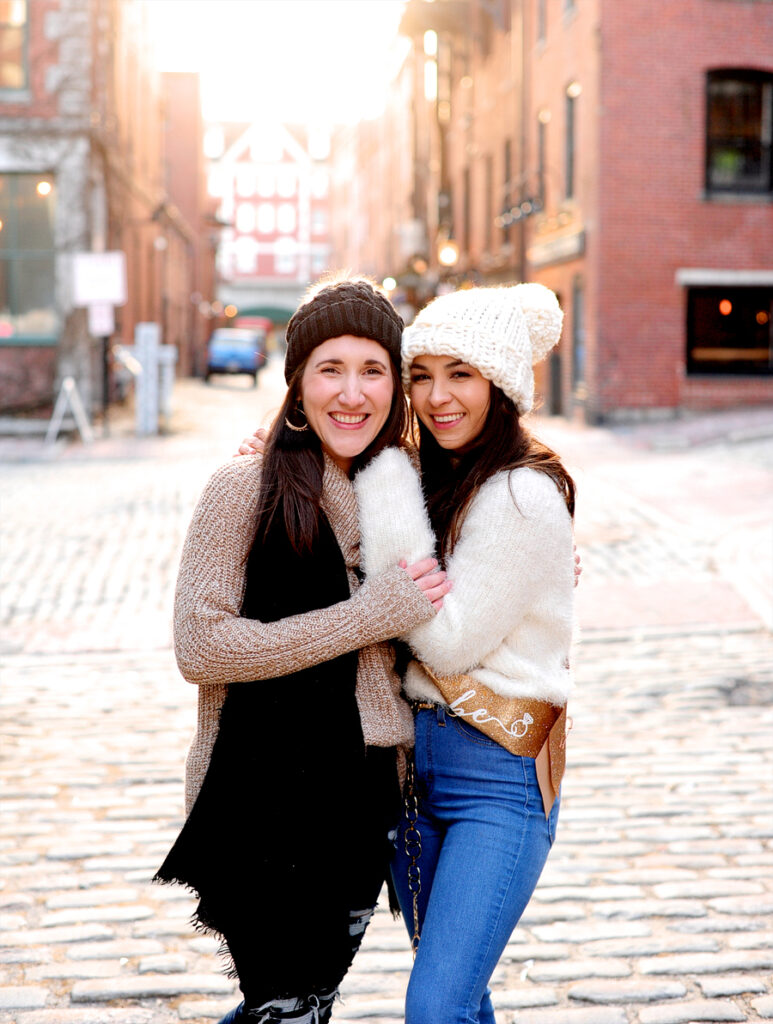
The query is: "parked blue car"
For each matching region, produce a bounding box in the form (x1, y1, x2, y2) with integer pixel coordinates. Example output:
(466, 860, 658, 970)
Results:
(205, 327, 267, 386)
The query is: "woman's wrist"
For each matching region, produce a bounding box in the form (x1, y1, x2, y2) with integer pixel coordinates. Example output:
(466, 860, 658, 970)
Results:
(356, 564, 437, 639)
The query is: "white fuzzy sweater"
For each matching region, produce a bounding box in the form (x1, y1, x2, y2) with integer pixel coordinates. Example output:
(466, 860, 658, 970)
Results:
(354, 447, 575, 708)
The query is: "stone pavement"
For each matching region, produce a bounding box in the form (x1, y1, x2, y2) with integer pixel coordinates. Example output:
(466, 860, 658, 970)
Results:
(1, 365, 771, 1023)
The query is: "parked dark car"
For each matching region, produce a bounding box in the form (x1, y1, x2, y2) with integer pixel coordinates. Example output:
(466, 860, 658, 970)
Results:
(205, 327, 267, 385)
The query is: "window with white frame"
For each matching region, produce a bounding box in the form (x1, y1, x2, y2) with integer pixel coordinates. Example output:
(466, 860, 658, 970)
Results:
(274, 236, 297, 274)
(236, 202, 256, 234)
(234, 236, 258, 274)
(257, 203, 275, 234)
(311, 248, 329, 274)
(0, 172, 58, 341)
(311, 208, 328, 236)
(277, 203, 296, 233)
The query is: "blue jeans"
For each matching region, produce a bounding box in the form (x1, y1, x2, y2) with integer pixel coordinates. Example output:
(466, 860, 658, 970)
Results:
(391, 707, 560, 1024)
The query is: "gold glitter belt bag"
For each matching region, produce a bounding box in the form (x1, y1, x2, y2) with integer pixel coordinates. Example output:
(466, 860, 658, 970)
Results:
(418, 664, 568, 816)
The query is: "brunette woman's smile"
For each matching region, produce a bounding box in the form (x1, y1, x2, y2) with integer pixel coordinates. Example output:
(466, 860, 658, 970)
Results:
(410, 355, 491, 450)
(329, 411, 370, 428)
(431, 411, 467, 429)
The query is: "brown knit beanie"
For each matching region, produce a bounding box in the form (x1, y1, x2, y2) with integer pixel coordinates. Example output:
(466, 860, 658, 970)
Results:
(284, 278, 404, 383)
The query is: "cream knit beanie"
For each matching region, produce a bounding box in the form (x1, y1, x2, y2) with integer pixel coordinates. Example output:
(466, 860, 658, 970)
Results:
(402, 283, 563, 414)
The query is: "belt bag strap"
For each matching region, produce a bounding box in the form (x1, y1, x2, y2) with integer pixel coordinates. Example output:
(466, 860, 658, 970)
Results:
(419, 663, 568, 816)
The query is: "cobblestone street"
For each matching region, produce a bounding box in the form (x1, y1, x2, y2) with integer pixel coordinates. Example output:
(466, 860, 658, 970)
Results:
(1, 362, 772, 1023)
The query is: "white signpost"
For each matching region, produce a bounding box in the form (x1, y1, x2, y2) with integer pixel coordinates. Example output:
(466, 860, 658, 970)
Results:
(87, 302, 116, 337)
(71, 251, 128, 436)
(63, 252, 176, 439)
(123, 323, 178, 436)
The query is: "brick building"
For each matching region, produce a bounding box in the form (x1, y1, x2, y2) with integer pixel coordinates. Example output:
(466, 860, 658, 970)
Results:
(0, 0, 214, 415)
(529, 0, 773, 420)
(204, 120, 333, 328)
(160, 70, 218, 378)
(333, 0, 773, 421)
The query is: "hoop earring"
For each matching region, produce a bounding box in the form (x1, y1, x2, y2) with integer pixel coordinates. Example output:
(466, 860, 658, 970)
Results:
(284, 405, 309, 432)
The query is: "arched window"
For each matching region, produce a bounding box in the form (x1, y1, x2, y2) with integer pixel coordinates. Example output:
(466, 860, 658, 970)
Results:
(257, 203, 275, 234)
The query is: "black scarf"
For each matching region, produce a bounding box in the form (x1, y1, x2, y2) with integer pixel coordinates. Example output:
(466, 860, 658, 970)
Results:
(155, 507, 400, 1001)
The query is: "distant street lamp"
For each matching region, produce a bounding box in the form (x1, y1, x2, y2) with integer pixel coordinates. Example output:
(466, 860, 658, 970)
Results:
(438, 239, 459, 268)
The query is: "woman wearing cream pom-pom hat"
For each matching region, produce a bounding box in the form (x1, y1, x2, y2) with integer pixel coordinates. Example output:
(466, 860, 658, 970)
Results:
(353, 282, 577, 1024)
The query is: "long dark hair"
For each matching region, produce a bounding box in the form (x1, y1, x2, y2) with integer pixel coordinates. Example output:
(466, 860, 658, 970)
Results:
(255, 354, 408, 555)
(416, 383, 575, 560)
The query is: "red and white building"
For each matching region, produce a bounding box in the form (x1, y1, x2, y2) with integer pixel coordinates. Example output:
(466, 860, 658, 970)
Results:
(205, 121, 333, 325)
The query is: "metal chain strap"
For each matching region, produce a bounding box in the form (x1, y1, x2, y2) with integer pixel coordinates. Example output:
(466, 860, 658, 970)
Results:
(403, 755, 422, 957)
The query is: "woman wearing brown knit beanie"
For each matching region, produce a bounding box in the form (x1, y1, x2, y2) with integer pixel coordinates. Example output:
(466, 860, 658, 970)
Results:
(154, 274, 451, 1024)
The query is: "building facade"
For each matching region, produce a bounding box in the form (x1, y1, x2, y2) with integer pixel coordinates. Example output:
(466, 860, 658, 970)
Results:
(530, 0, 773, 420)
(0, 0, 215, 415)
(204, 121, 333, 327)
(333, 0, 773, 421)
(160, 70, 218, 379)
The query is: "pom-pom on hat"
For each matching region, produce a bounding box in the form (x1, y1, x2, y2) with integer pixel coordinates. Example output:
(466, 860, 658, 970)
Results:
(284, 277, 404, 383)
(402, 282, 563, 414)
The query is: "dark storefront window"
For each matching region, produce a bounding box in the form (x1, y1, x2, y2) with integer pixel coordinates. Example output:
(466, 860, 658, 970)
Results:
(565, 90, 576, 200)
(538, 118, 547, 207)
(502, 138, 511, 245)
(484, 153, 493, 251)
(571, 275, 585, 387)
(537, 0, 546, 42)
(0, 0, 27, 91)
(706, 70, 773, 195)
(0, 173, 59, 342)
(687, 287, 772, 375)
(462, 166, 471, 254)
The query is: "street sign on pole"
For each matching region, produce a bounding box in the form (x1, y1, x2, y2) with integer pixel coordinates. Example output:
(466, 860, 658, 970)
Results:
(72, 254, 126, 436)
(72, 252, 127, 308)
(87, 302, 115, 337)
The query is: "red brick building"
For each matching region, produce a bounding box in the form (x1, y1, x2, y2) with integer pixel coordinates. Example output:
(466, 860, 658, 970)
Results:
(0, 0, 215, 414)
(160, 71, 218, 378)
(530, 0, 773, 420)
(334, 0, 773, 421)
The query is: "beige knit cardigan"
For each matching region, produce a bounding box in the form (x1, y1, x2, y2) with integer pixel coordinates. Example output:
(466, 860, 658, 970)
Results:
(174, 453, 435, 813)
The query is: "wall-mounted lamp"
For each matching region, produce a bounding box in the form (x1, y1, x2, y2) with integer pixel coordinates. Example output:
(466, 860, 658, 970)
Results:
(438, 239, 460, 267)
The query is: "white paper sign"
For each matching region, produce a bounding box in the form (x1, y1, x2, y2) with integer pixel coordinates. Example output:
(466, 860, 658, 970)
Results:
(72, 251, 127, 307)
(87, 302, 115, 337)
